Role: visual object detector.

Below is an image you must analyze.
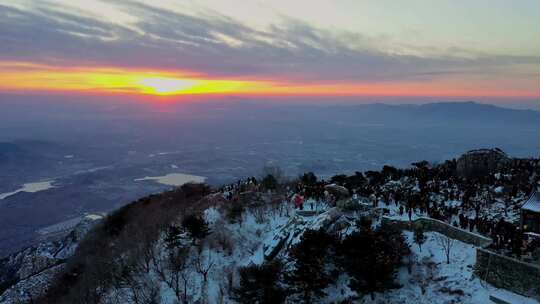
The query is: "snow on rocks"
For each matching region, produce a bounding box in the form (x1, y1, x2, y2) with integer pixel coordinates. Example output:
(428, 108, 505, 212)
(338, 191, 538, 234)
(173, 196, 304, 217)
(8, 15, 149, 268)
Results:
(263, 207, 344, 260)
(0, 264, 65, 304)
(0, 215, 102, 304)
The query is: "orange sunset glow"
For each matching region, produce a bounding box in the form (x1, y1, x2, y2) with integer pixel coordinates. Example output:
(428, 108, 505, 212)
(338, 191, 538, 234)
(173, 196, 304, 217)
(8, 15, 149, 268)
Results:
(3, 2, 540, 303)
(0, 61, 271, 96)
(1, 61, 539, 98)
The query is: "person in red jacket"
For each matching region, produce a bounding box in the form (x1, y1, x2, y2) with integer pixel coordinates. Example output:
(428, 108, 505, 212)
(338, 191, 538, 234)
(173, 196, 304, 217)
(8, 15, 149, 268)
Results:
(294, 194, 305, 210)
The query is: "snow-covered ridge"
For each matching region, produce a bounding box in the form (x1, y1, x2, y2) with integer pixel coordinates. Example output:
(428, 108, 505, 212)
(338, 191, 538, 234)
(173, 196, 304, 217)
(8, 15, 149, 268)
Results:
(4, 149, 540, 303)
(0, 215, 102, 304)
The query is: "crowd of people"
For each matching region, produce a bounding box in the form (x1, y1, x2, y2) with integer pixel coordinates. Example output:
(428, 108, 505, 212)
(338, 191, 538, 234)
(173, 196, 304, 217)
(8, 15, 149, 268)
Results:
(219, 177, 260, 201)
(372, 176, 538, 258)
(215, 157, 540, 259)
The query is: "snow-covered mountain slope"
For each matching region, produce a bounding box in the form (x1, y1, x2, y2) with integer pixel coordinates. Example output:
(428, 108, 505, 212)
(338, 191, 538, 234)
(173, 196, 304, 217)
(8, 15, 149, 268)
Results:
(18, 198, 534, 303)
(4, 150, 540, 303)
(0, 214, 103, 304)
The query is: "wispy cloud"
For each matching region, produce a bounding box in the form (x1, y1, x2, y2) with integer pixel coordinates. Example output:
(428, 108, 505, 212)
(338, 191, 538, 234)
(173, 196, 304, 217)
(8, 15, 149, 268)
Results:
(0, 0, 539, 96)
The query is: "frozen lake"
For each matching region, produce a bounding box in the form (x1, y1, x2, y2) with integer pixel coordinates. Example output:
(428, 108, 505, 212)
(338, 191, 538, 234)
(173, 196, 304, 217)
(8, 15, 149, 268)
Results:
(0, 181, 56, 200)
(134, 173, 206, 186)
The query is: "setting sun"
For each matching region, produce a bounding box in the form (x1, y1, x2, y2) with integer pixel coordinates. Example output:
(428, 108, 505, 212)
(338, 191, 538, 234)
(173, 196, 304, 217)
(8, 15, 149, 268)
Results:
(0, 62, 272, 96)
(138, 77, 198, 95)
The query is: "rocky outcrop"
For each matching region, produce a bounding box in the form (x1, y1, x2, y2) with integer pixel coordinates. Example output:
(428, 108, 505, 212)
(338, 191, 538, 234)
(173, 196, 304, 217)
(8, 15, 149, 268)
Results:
(0, 215, 102, 304)
(263, 207, 346, 260)
(0, 264, 65, 304)
(456, 148, 510, 178)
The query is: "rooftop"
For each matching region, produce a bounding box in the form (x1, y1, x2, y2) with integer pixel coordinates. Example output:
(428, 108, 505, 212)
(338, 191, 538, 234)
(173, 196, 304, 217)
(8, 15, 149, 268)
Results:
(464, 148, 507, 156)
(522, 190, 540, 213)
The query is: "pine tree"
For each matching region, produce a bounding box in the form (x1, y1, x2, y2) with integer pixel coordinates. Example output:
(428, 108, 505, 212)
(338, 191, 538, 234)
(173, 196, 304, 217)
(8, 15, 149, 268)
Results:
(338, 225, 409, 300)
(164, 225, 182, 249)
(286, 229, 338, 303)
(233, 260, 286, 304)
(182, 213, 210, 242)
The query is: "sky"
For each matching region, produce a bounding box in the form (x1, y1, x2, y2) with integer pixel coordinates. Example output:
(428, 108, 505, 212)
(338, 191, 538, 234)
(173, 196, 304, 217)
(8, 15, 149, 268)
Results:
(0, 0, 539, 100)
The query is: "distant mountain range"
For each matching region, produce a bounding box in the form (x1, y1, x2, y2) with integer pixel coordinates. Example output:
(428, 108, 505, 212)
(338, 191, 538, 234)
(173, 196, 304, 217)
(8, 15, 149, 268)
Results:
(333, 101, 540, 126)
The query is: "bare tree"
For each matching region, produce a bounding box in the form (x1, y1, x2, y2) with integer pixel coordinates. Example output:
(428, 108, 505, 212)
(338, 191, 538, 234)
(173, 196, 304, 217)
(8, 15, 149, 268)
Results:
(119, 269, 161, 304)
(168, 247, 191, 303)
(179, 271, 195, 304)
(195, 249, 215, 304)
(223, 266, 235, 297)
(194, 250, 214, 283)
(435, 234, 456, 264)
(153, 244, 193, 304)
(133, 231, 158, 274)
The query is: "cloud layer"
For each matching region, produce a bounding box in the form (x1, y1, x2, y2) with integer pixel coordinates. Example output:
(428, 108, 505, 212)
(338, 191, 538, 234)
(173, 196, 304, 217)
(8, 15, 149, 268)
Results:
(0, 0, 539, 96)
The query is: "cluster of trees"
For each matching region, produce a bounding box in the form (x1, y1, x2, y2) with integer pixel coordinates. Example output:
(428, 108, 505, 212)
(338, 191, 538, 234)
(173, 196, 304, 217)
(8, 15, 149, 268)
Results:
(155, 213, 215, 304)
(234, 223, 410, 303)
(325, 155, 540, 203)
(36, 183, 211, 304)
(319, 154, 540, 247)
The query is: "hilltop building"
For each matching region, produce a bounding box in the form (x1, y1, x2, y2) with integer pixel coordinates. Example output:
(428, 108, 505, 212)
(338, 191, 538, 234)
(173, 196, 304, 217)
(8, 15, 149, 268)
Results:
(521, 190, 540, 234)
(456, 148, 510, 178)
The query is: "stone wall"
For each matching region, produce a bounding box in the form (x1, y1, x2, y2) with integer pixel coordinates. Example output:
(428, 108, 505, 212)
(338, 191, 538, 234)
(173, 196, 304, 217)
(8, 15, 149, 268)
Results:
(475, 248, 540, 300)
(383, 216, 540, 299)
(381, 216, 493, 247)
